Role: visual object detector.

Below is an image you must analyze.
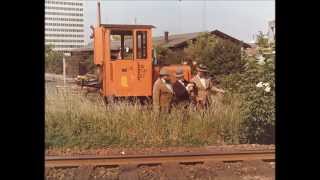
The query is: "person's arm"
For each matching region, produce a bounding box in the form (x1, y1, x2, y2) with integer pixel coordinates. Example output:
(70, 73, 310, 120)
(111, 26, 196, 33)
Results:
(211, 86, 225, 93)
(209, 81, 225, 94)
(153, 81, 161, 110)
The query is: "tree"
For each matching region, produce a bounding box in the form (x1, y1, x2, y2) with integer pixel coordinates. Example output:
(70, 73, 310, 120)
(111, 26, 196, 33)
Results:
(256, 31, 269, 48)
(184, 33, 245, 77)
(45, 44, 63, 74)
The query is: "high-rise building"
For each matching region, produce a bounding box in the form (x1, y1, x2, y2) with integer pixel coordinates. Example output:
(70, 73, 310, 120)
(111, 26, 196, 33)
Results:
(45, 0, 85, 52)
(267, 20, 275, 43)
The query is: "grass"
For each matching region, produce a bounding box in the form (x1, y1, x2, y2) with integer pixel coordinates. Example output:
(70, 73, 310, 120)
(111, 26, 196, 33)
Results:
(45, 85, 244, 149)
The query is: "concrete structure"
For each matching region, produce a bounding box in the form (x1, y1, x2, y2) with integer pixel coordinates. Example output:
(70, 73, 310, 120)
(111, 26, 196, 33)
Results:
(267, 20, 275, 43)
(45, 0, 85, 52)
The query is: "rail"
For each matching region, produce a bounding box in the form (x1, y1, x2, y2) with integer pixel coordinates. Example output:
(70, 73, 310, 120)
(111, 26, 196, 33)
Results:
(45, 150, 275, 168)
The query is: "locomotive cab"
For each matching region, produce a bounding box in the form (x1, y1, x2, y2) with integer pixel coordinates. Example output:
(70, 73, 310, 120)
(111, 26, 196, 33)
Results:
(93, 24, 155, 97)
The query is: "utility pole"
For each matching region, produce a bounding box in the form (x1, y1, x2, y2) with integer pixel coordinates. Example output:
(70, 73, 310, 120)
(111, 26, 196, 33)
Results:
(63, 56, 66, 86)
(63, 52, 71, 87)
(202, 0, 207, 31)
(178, 0, 182, 33)
(97, 1, 101, 27)
(134, 17, 137, 24)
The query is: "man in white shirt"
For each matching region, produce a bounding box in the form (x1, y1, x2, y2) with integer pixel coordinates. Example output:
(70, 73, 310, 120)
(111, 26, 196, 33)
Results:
(190, 64, 225, 109)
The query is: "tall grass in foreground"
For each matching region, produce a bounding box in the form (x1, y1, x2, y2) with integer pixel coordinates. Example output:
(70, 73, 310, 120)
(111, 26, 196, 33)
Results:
(45, 90, 244, 149)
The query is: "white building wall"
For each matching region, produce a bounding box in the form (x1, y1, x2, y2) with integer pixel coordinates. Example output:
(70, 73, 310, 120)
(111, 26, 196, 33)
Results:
(45, 0, 85, 52)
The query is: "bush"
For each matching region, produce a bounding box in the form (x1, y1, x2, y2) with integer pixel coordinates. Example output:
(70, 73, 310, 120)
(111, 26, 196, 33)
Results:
(241, 57, 275, 144)
(45, 45, 63, 74)
(220, 55, 275, 144)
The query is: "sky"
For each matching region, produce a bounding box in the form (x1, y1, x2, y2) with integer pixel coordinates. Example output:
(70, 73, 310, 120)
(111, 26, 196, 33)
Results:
(84, 0, 275, 44)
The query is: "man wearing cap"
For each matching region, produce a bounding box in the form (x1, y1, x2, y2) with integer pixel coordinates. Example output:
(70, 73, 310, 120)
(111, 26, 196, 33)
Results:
(190, 64, 225, 109)
(153, 68, 174, 113)
(172, 67, 191, 108)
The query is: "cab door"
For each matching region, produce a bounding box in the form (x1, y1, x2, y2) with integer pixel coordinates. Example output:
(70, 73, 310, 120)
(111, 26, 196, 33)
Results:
(132, 29, 152, 96)
(108, 30, 135, 96)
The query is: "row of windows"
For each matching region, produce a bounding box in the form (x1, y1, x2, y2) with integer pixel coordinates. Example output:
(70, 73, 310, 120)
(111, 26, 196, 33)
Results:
(45, 11, 83, 16)
(45, 34, 84, 38)
(46, 39, 84, 43)
(45, 6, 83, 11)
(45, 23, 84, 27)
(51, 44, 84, 49)
(45, 28, 84, 32)
(45, 1, 83, 6)
(45, 17, 83, 22)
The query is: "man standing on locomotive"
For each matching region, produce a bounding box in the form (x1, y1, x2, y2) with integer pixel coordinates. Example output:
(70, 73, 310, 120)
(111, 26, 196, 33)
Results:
(153, 68, 174, 113)
(190, 64, 225, 109)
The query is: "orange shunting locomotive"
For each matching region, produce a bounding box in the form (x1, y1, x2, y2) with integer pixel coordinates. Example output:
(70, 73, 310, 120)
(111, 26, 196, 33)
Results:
(91, 2, 191, 100)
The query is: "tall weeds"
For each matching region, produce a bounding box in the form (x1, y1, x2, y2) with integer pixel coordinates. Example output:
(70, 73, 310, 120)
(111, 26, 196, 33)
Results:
(45, 88, 244, 149)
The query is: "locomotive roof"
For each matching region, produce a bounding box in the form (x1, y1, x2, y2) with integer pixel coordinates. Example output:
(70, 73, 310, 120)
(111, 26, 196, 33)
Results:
(100, 24, 155, 29)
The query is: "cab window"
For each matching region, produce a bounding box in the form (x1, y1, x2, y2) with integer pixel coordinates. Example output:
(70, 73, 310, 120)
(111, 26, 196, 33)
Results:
(110, 31, 133, 60)
(136, 31, 147, 59)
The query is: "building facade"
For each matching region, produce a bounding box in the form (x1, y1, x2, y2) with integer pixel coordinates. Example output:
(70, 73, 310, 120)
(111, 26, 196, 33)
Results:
(45, 0, 85, 52)
(267, 20, 275, 44)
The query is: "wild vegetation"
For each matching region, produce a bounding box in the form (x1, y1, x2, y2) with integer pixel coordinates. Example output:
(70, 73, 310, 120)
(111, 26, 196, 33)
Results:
(182, 33, 275, 144)
(45, 44, 63, 74)
(45, 90, 243, 149)
(45, 32, 275, 149)
(221, 56, 275, 144)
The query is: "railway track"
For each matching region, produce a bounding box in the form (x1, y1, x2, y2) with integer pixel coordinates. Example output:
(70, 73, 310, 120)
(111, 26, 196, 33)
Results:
(46, 150, 275, 180)
(46, 150, 274, 168)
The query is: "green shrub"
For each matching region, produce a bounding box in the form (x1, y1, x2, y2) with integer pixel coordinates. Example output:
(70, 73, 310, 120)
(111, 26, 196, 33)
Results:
(219, 55, 275, 144)
(45, 44, 63, 74)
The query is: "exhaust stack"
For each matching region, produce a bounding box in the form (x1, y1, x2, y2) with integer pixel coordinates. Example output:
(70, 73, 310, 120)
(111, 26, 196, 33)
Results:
(97, 1, 101, 27)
